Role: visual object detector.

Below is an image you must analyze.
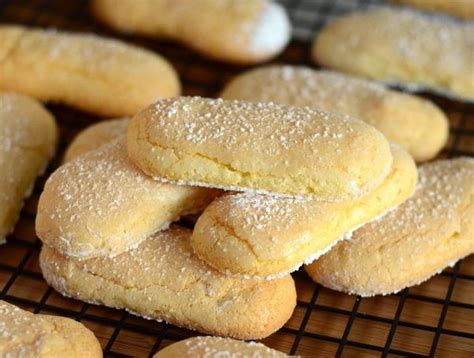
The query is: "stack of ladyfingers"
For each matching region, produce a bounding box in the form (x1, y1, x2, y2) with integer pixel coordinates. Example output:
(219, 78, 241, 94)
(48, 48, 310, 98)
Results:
(1, 0, 472, 355)
(35, 93, 472, 341)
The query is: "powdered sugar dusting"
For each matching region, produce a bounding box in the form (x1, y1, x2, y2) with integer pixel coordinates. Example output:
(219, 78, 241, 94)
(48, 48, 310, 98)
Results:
(319, 7, 474, 101)
(357, 157, 474, 239)
(136, 96, 392, 199)
(308, 157, 474, 296)
(167, 336, 287, 357)
(0, 93, 56, 242)
(40, 228, 294, 336)
(37, 138, 215, 258)
(249, 2, 290, 56)
(222, 66, 392, 120)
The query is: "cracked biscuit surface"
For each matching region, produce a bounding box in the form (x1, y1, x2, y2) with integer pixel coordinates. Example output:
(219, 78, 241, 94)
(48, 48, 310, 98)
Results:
(312, 8, 474, 101)
(306, 158, 474, 296)
(40, 227, 296, 340)
(36, 139, 220, 258)
(0, 26, 180, 116)
(154, 336, 288, 357)
(92, 0, 290, 64)
(192, 145, 417, 278)
(221, 66, 448, 161)
(127, 97, 392, 200)
(0, 300, 102, 357)
(0, 93, 57, 244)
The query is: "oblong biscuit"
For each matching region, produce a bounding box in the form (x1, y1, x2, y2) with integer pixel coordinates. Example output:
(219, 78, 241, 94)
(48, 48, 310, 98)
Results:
(0, 300, 102, 357)
(392, 0, 474, 19)
(127, 97, 393, 200)
(0, 26, 180, 116)
(312, 8, 474, 101)
(63, 118, 129, 162)
(36, 139, 220, 258)
(192, 145, 417, 278)
(221, 66, 448, 161)
(306, 157, 474, 296)
(0, 93, 57, 243)
(40, 227, 297, 340)
(91, 0, 290, 64)
(154, 336, 287, 357)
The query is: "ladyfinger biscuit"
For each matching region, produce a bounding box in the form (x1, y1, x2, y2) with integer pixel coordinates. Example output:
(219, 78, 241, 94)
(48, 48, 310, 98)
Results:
(154, 336, 287, 357)
(127, 97, 393, 200)
(36, 139, 220, 258)
(221, 66, 448, 162)
(92, 0, 290, 64)
(306, 157, 474, 297)
(63, 118, 128, 162)
(0, 26, 180, 116)
(393, 0, 474, 19)
(312, 8, 474, 101)
(40, 227, 297, 340)
(192, 145, 417, 278)
(0, 93, 57, 243)
(0, 300, 102, 357)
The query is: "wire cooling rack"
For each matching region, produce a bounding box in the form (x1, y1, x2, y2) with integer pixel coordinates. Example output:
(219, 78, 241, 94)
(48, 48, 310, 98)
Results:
(0, 0, 473, 357)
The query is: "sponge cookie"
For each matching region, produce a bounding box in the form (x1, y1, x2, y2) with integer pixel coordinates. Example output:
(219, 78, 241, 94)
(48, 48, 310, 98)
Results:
(192, 145, 417, 278)
(312, 8, 474, 101)
(154, 336, 287, 357)
(63, 118, 128, 162)
(221, 66, 448, 161)
(92, 0, 290, 64)
(0, 93, 57, 244)
(127, 97, 392, 201)
(36, 139, 220, 258)
(0, 26, 180, 116)
(306, 157, 474, 296)
(0, 300, 102, 357)
(392, 0, 474, 19)
(40, 227, 296, 340)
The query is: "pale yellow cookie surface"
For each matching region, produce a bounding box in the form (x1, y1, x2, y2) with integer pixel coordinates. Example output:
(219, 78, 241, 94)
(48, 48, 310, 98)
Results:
(40, 227, 296, 340)
(92, 0, 290, 64)
(63, 118, 129, 162)
(36, 139, 220, 258)
(127, 97, 392, 200)
(313, 8, 474, 101)
(154, 336, 288, 357)
(0, 26, 180, 116)
(0, 93, 57, 243)
(306, 158, 474, 296)
(221, 66, 448, 161)
(192, 145, 417, 278)
(393, 0, 474, 19)
(0, 300, 102, 357)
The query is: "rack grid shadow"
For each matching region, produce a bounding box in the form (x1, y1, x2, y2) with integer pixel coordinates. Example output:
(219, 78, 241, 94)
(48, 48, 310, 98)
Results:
(0, 0, 473, 357)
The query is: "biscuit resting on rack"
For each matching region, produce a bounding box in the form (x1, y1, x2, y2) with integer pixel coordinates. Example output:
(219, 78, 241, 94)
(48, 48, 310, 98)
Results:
(306, 157, 474, 296)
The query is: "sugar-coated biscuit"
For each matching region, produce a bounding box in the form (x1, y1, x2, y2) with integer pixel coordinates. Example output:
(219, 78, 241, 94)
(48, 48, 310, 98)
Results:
(0, 93, 57, 244)
(63, 118, 128, 162)
(40, 227, 296, 340)
(312, 8, 474, 101)
(393, 0, 474, 19)
(154, 336, 288, 357)
(0, 26, 180, 116)
(92, 0, 290, 64)
(221, 66, 448, 161)
(306, 158, 474, 297)
(192, 145, 417, 279)
(36, 139, 220, 258)
(127, 97, 392, 201)
(0, 300, 102, 357)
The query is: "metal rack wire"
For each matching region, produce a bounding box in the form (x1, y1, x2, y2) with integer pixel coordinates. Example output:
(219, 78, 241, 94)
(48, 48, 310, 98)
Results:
(0, 0, 473, 357)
